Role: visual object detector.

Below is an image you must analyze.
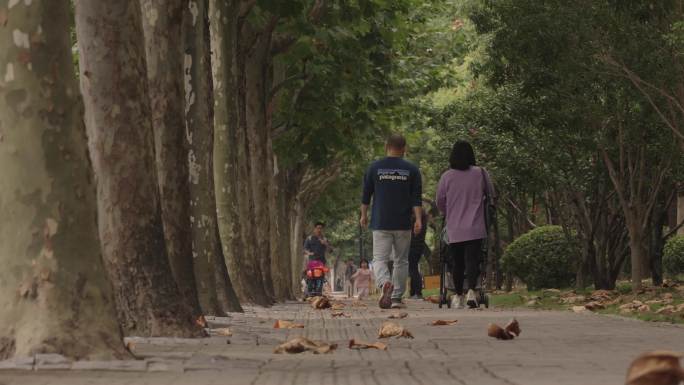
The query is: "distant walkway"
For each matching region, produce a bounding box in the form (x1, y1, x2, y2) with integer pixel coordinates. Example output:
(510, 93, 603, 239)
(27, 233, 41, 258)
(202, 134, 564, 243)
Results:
(4, 300, 684, 385)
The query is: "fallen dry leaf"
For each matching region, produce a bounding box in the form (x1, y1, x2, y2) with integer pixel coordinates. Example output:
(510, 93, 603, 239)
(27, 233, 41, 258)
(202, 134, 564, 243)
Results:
(487, 323, 514, 340)
(195, 315, 208, 328)
(331, 311, 350, 318)
(676, 304, 684, 313)
(378, 322, 414, 339)
(589, 290, 614, 302)
(273, 320, 305, 329)
(655, 306, 676, 315)
(274, 337, 337, 354)
(638, 305, 651, 313)
(573, 306, 589, 313)
(388, 312, 408, 319)
(212, 328, 232, 336)
(425, 295, 441, 304)
(431, 319, 459, 326)
(487, 318, 521, 340)
(560, 295, 586, 304)
(505, 318, 521, 337)
(626, 351, 684, 385)
(311, 296, 331, 309)
(331, 302, 346, 311)
(351, 301, 368, 307)
(348, 339, 388, 351)
(125, 340, 135, 351)
(620, 300, 649, 314)
(585, 301, 605, 311)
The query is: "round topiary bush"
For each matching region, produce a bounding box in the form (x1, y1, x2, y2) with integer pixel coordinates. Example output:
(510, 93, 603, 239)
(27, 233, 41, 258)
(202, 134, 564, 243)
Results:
(664, 235, 684, 278)
(501, 225, 578, 290)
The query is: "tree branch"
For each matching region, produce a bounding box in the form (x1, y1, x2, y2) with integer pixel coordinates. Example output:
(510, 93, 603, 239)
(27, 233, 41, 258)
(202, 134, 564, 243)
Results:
(599, 53, 684, 141)
(239, 0, 257, 18)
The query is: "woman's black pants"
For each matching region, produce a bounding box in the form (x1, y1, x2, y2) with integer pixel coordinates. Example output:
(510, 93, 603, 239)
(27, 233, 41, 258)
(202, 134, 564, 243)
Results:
(408, 247, 423, 296)
(449, 239, 483, 296)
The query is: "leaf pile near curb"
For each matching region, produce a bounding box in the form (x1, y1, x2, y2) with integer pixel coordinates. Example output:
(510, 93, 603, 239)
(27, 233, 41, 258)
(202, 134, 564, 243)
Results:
(348, 339, 388, 351)
(274, 337, 337, 354)
(487, 319, 521, 340)
(378, 322, 414, 339)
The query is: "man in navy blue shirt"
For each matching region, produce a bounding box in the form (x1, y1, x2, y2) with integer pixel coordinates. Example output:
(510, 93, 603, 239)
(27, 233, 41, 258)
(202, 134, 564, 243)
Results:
(360, 134, 423, 309)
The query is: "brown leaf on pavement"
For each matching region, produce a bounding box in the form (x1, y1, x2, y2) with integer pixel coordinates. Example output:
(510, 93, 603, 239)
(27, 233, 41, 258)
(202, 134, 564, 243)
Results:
(273, 320, 305, 329)
(488, 318, 521, 340)
(351, 301, 368, 307)
(431, 319, 459, 326)
(311, 296, 331, 309)
(331, 302, 346, 311)
(378, 322, 414, 339)
(626, 351, 684, 385)
(331, 311, 350, 318)
(348, 339, 388, 351)
(487, 324, 514, 340)
(505, 318, 521, 337)
(388, 312, 408, 319)
(274, 337, 338, 354)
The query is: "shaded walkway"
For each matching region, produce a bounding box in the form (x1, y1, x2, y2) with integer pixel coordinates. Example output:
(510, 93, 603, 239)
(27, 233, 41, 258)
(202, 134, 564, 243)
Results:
(3, 299, 684, 385)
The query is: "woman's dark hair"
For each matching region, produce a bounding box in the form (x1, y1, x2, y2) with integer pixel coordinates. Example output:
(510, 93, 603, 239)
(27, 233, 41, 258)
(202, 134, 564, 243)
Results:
(359, 259, 369, 267)
(449, 140, 476, 170)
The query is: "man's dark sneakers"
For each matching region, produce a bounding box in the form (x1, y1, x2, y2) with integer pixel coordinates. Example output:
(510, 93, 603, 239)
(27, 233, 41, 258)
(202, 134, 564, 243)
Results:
(379, 282, 394, 309)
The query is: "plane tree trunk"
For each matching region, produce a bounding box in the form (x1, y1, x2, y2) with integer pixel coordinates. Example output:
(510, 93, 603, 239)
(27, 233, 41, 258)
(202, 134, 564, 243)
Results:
(0, 0, 125, 359)
(75, 0, 203, 336)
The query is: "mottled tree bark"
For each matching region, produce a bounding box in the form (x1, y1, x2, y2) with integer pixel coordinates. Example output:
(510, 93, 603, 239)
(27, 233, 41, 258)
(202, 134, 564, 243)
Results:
(209, 0, 270, 306)
(184, 0, 242, 314)
(75, 0, 203, 336)
(140, 0, 203, 318)
(0, 0, 125, 359)
(242, 24, 276, 302)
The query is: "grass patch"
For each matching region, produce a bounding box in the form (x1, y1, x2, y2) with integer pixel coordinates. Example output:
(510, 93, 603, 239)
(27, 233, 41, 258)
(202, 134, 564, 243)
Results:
(486, 282, 684, 325)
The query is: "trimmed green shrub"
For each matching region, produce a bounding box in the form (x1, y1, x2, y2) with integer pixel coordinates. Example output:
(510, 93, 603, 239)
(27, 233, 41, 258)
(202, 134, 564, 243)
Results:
(501, 225, 578, 290)
(664, 235, 684, 278)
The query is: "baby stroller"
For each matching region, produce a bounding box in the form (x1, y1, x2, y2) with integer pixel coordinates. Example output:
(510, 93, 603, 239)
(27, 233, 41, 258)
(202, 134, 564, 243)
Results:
(304, 259, 328, 298)
(438, 224, 490, 309)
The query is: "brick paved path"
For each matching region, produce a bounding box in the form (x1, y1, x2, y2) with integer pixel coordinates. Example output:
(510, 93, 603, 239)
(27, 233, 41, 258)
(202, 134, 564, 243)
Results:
(2, 298, 684, 385)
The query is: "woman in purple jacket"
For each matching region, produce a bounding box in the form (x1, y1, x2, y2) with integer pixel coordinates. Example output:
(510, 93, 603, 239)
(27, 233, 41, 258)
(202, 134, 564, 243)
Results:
(436, 141, 495, 309)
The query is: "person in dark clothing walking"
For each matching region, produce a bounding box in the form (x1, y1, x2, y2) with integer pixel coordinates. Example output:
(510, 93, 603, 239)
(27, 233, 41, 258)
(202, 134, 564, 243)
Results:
(360, 133, 423, 309)
(304, 222, 331, 265)
(408, 209, 428, 299)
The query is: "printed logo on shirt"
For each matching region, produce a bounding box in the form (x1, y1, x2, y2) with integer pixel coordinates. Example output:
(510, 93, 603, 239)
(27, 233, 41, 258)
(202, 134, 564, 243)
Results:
(377, 169, 410, 182)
